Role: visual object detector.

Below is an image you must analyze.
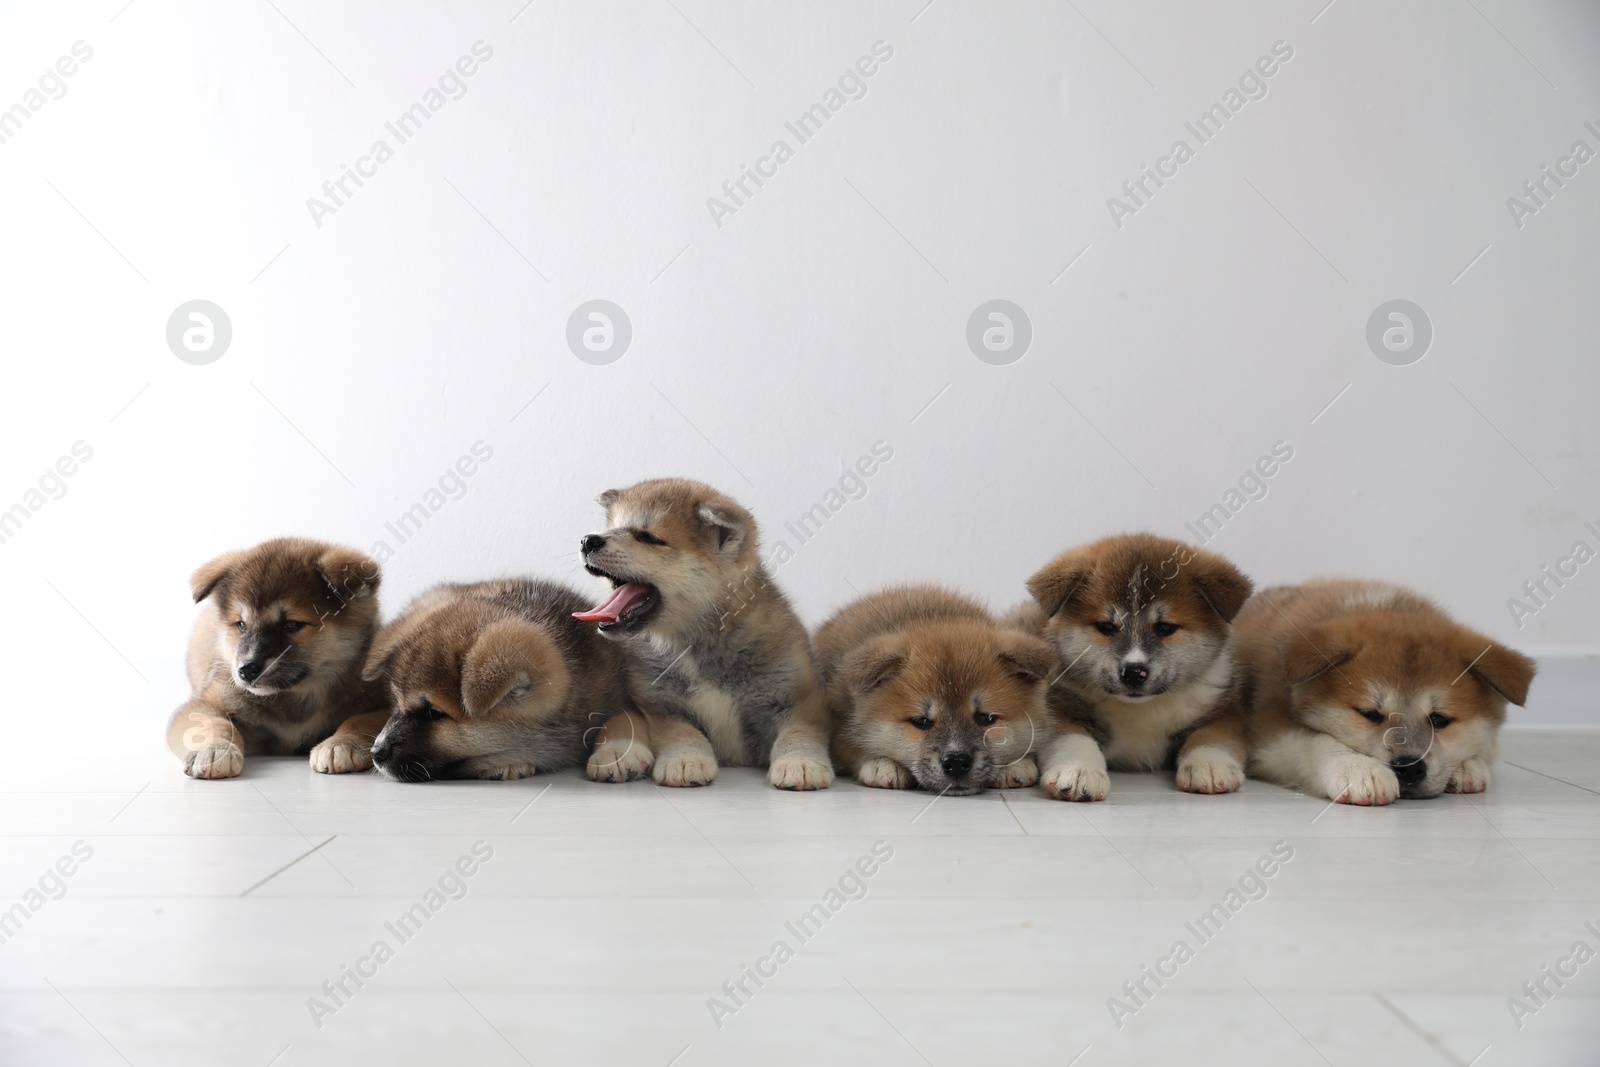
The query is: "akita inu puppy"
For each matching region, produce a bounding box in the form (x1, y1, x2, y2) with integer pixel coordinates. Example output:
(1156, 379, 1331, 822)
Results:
(575, 478, 833, 790)
(1012, 534, 1253, 801)
(364, 579, 635, 782)
(166, 538, 388, 779)
(817, 586, 1057, 794)
(1239, 579, 1536, 804)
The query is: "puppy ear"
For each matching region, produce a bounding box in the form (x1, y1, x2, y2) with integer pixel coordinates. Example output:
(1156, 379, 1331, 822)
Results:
(839, 635, 907, 694)
(460, 619, 569, 718)
(190, 550, 243, 603)
(598, 488, 622, 511)
(1187, 549, 1253, 623)
(1461, 634, 1536, 707)
(996, 631, 1058, 685)
(1281, 624, 1357, 686)
(1026, 553, 1091, 618)
(697, 503, 748, 554)
(361, 625, 405, 682)
(317, 544, 380, 603)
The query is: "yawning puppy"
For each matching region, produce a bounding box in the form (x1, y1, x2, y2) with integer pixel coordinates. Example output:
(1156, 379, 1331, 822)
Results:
(817, 586, 1056, 794)
(1239, 579, 1536, 804)
(575, 478, 833, 790)
(166, 538, 388, 779)
(1013, 534, 1254, 801)
(364, 578, 634, 782)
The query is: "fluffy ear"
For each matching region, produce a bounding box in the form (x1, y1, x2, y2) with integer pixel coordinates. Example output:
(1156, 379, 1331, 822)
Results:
(190, 550, 243, 603)
(1462, 634, 1537, 707)
(1281, 624, 1358, 686)
(839, 635, 907, 695)
(1187, 548, 1254, 623)
(996, 631, 1058, 685)
(361, 625, 406, 682)
(1026, 552, 1091, 618)
(317, 544, 380, 603)
(460, 619, 569, 718)
(598, 488, 623, 511)
(697, 503, 748, 554)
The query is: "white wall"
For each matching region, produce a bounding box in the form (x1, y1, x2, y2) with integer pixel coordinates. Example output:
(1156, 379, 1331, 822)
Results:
(2, 0, 1597, 755)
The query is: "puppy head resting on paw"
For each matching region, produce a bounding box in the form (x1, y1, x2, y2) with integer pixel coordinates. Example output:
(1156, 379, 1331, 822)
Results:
(192, 537, 380, 700)
(835, 616, 1055, 795)
(1026, 533, 1251, 706)
(576, 478, 767, 643)
(363, 585, 575, 782)
(1276, 585, 1535, 799)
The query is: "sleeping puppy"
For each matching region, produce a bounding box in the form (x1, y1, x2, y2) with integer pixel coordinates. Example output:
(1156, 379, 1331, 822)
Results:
(364, 578, 635, 782)
(166, 538, 388, 779)
(1012, 533, 1253, 801)
(816, 586, 1056, 794)
(1239, 579, 1536, 804)
(575, 478, 833, 790)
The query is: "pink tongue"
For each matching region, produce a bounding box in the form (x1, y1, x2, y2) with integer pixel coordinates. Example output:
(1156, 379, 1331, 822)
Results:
(573, 583, 653, 623)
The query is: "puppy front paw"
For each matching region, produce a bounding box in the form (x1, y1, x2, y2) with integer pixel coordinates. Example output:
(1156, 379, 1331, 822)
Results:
(309, 737, 371, 775)
(992, 754, 1039, 789)
(480, 763, 538, 781)
(1041, 762, 1109, 802)
(654, 751, 718, 787)
(185, 743, 244, 780)
(587, 739, 654, 783)
(856, 757, 915, 790)
(1324, 755, 1399, 806)
(1176, 750, 1243, 794)
(769, 756, 833, 791)
(1446, 756, 1491, 794)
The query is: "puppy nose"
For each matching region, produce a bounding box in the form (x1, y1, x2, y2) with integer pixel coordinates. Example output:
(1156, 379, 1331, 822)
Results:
(1391, 755, 1427, 786)
(370, 739, 393, 764)
(940, 752, 974, 778)
(580, 534, 606, 555)
(237, 660, 265, 683)
(1120, 662, 1149, 688)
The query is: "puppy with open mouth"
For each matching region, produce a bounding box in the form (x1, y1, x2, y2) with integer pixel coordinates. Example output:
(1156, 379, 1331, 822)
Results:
(165, 538, 389, 779)
(817, 586, 1057, 795)
(1239, 579, 1536, 804)
(1011, 533, 1254, 801)
(364, 578, 636, 782)
(575, 478, 834, 790)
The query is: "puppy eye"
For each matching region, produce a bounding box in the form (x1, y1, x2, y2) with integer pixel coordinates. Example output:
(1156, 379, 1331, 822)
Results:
(1358, 709, 1384, 724)
(1094, 621, 1119, 636)
(235, 620, 247, 632)
(283, 620, 305, 634)
(974, 711, 998, 727)
(430, 709, 448, 722)
(632, 530, 667, 546)
(1153, 621, 1179, 637)
(1428, 712, 1453, 730)
(908, 715, 933, 731)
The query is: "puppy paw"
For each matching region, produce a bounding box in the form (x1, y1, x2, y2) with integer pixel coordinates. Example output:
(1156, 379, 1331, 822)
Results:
(1446, 756, 1491, 794)
(1324, 755, 1399, 806)
(857, 757, 915, 790)
(1041, 762, 1109, 802)
(480, 763, 538, 781)
(587, 740, 654, 783)
(654, 751, 718, 787)
(185, 743, 244, 780)
(1176, 750, 1243, 795)
(309, 737, 371, 775)
(769, 756, 833, 791)
(992, 754, 1040, 789)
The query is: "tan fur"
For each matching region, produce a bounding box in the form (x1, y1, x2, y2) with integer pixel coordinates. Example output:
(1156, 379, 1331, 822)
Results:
(817, 586, 1056, 794)
(165, 538, 387, 779)
(1239, 579, 1537, 804)
(1017, 533, 1253, 800)
(580, 478, 833, 789)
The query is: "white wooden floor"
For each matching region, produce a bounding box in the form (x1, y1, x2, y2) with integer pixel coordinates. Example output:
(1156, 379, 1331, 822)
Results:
(2, 729, 1597, 1067)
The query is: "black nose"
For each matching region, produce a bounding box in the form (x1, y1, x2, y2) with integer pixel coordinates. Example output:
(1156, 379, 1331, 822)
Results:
(237, 660, 265, 683)
(1120, 662, 1149, 688)
(580, 534, 606, 555)
(1391, 755, 1427, 786)
(371, 739, 393, 764)
(940, 752, 974, 778)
